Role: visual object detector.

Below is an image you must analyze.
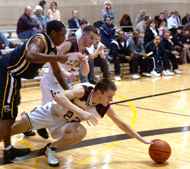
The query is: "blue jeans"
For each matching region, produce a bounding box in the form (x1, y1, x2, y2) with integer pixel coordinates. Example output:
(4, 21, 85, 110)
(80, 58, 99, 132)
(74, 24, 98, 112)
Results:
(0, 32, 10, 47)
(18, 30, 37, 40)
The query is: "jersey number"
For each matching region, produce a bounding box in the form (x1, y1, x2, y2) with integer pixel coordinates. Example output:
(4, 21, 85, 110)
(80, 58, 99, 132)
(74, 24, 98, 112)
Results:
(63, 111, 81, 122)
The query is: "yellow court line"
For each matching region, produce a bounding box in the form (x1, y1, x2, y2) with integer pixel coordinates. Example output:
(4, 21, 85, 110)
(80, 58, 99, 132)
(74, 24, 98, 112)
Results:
(116, 94, 138, 128)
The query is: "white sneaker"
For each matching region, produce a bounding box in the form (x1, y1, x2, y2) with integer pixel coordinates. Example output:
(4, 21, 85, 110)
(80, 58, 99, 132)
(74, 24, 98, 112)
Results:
(151, 70, 161, 77)
(142, 72, 151, 77)
(115, 76, 121, 81)
(174, 69, 182, 74)
(162, 70, 174, 76)
(45, 146, 60, 167)
(162, 70, 167, 76)
(166, 70, 174, 76)
(131, 74, 141, 80)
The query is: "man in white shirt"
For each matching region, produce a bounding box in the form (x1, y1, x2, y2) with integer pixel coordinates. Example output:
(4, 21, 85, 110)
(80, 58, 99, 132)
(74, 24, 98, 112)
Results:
(86, 34, 110, 83)
(75, 19, 88, 40)
(167, 11, 181, 30)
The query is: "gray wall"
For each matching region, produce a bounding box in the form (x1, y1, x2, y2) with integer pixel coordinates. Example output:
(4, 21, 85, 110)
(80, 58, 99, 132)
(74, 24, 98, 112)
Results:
(0, 0, 190, 26)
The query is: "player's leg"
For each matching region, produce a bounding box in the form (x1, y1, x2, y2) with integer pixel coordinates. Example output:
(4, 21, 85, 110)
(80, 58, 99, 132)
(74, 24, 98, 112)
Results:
(0, 72, 30, 163)
(11, 113, 32, 135)
(23, 77, 52, 139)
(44, 123, 87, 166)
(51, 122, 87, 148)
(36, 76, 54, 139)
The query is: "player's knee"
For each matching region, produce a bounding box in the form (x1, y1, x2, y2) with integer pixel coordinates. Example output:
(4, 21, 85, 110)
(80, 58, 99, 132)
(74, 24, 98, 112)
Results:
(64, 123, 86, 141)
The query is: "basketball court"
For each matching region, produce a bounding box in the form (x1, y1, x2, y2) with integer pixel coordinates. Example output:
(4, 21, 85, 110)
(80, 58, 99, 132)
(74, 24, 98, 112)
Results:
(0, 64, 190, 169)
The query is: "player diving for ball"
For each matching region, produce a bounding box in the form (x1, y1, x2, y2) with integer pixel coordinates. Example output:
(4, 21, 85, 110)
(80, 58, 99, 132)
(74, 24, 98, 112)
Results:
(11, 79, 153, 167)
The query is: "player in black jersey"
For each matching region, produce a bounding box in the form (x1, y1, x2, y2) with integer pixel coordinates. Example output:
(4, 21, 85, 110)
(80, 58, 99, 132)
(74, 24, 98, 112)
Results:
(11, 79, 152, 166)
(0, 20, 81, 163)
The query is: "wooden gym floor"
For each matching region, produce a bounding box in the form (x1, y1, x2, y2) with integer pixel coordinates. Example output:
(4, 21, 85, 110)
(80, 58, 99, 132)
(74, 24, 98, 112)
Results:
(1, 64, 190, 169)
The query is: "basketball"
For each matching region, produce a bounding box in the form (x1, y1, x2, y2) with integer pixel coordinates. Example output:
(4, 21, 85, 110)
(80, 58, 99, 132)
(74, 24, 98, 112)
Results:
(149, 139, 171, 164)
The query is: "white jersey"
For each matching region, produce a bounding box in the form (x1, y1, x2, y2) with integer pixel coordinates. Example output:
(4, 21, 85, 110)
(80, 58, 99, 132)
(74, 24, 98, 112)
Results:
(40, 63, 63, 105)
(40, 41, 82, 104)
(27, 83, 110, 139)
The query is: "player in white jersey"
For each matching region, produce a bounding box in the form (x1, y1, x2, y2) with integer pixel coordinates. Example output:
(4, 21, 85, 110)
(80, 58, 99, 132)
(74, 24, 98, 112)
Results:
(35, 26, 99, 138)
(11, 79, 152, 167)
(40, 25, 99, 104)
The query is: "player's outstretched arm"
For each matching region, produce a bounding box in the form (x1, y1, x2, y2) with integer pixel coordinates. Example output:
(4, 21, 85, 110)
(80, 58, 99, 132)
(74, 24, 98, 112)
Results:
(107, 108, 152, 144)
(50, 62, 69, 90)
(25, 37, 68, 64)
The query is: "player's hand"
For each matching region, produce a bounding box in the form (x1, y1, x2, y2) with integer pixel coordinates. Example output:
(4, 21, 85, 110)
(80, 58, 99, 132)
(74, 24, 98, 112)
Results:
(143, 140, 154, 145)
(57, 54, 68, 63)
(79, 54, 88, 64)
(82, 112, 100, 126)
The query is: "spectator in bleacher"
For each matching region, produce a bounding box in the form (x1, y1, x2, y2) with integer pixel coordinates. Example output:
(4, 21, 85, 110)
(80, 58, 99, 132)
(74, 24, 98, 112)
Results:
(75, 19, 88, 40)
(101, 0, 115, 21)
(38, 0, 47, 15)
(182, 13, 190, 26)
(86, 33, 110, 83)
(109, 30, 142, 80)
(128, 31, 152, 79)
(47, 1, 61, 21)
(182, 29, 190, 63)
(160, 31, 181, 74)
(172, 26, 184, 63)
(162, 9, 169, 19)
(144, 19, 159, 47)
(119, 13, 133, 33)
(167, 11, 181, 30)
(159, 11, 168, 20)
(154, 15, 162, 29)
(68, 10, 81, 31)
(33, 5, 48, 32)
(158, 19, 168, 38)
(145, 36, 163, 77)
(16, 6, 41, 40)
(100, 16, 116, 49)
(93, 20, 104, 29)
(135, 10, 147, 25)
(156, 11, 168, 27)
(135, 16, 150, 34)
(0, 32, 15, 50)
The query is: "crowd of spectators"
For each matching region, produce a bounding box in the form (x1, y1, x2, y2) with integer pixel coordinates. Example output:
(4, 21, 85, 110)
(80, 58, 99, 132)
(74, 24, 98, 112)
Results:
(1, 0, 190, 81)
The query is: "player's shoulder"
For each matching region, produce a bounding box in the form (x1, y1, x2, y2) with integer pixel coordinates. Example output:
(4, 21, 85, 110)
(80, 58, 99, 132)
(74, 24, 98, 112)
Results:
(72, 82, 94, 90)
(75, 82, 94, 90)
(72, 83, 94, 96)
(27, 33, 47, 47)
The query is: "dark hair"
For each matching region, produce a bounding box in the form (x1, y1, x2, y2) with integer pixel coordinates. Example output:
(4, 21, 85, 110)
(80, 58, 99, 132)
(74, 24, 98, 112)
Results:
(120, 14, 131, 24)
(94, 79, 117, 92)
(144, 16, 150, 21)
(46, 20, 66, 35)
(104, 16, 112, 22)
(83, 25, 98, 34)
(51, 1, 58, 8)
(39, 0, 46, 7)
